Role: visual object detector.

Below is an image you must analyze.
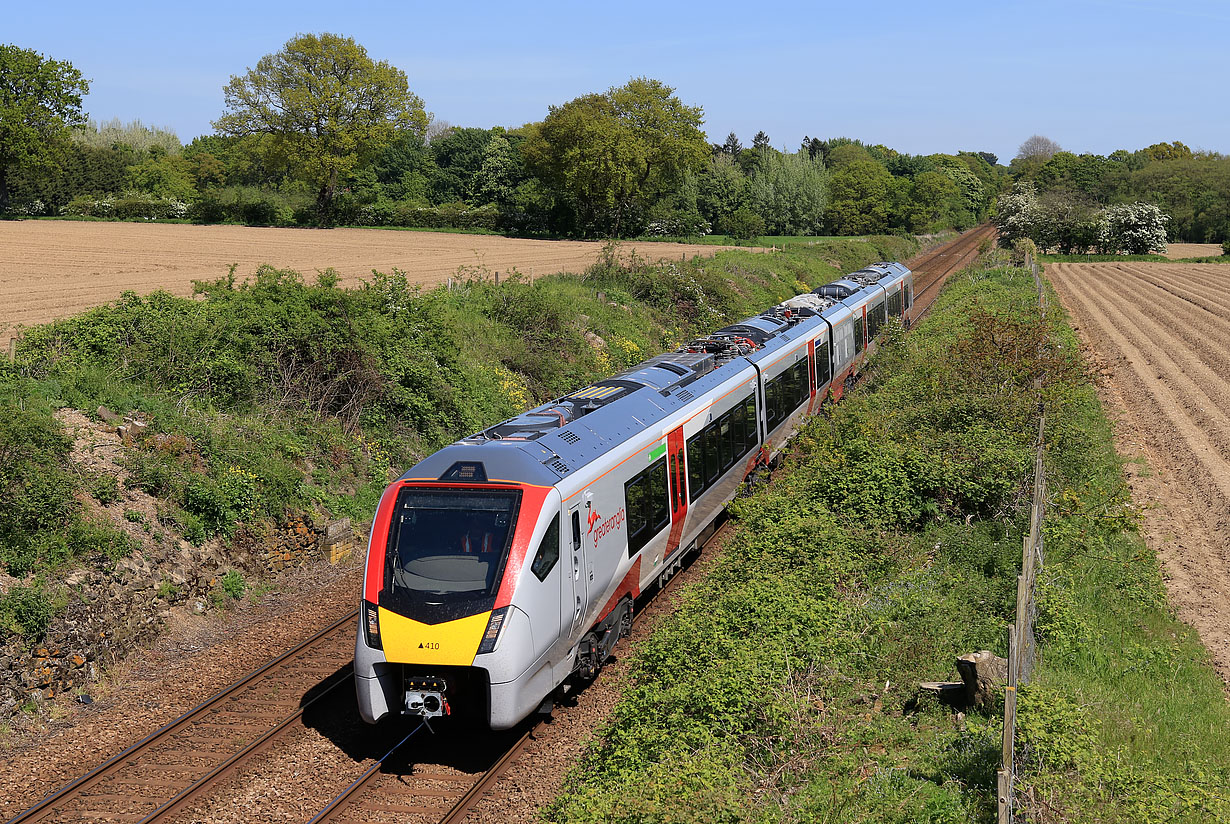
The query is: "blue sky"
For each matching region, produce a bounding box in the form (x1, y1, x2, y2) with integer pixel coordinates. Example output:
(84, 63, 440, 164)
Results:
(8, 0, 1227, 164)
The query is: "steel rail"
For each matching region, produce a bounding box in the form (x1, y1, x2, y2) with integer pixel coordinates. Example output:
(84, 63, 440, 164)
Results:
(5, 608, 360, 824)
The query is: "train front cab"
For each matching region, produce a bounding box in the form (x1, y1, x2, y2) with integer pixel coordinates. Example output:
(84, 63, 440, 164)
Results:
(356, 475, 576, 730)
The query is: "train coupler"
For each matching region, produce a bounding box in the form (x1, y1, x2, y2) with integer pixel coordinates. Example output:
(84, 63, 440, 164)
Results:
(403, 675, 450, 720)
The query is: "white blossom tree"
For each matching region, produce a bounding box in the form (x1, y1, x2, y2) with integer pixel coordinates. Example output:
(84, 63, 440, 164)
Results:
(1098, 203, 1169, 254)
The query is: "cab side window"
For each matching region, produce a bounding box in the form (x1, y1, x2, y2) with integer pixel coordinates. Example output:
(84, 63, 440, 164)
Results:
(530, 513, 561, 581)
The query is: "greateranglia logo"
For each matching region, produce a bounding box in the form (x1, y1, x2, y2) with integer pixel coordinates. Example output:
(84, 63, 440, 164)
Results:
(587, 507, 626, 545)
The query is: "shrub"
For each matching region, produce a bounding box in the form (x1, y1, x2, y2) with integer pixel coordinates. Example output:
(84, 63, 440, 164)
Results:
(220, 569, 246, 599)
(1011, 237, 1039, 266)
(1222, 239, 1230, 257)
(723, 207, 765, 241)
(1098, 202, 1169, 255)
(0, 580, 55, 639)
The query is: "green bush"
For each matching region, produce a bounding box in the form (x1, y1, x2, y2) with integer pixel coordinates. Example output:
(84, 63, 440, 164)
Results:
(0, 580, 55, 639)
(1222, 239, 1230, 256)
(220, 569, 246, 599)
(722, 206, 765, 241)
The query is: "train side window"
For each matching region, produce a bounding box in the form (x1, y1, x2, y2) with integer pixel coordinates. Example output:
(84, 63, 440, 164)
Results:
(852, 317, 864, 354)
(571, 511, 581, 551)
(687, 434, 705, 501)
(718, 412, 733, 470)
(744, 395, 758, 452)
(816, 339, 831, 385)
(624, 457, 670, 557)
(530, 513, 561, 581)
(732, 402, 746, 457)
(905, 285, 913, 310)
(704, 425, 720, 483)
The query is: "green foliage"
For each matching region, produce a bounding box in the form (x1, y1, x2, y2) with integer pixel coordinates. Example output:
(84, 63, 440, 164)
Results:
(0, 580, 55, 639)
(523, 77, 709, 236)
(213, 33, 429, 219)
(219, 569, 246, 599)
(826, 158, 894, 234)
(88, 472, 122, 505)
(0, 44, 90, 210)
(722, 206, 764, 241)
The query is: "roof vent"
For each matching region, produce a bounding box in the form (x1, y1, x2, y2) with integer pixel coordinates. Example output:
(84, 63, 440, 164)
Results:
(550, 459, 571, 475)
(559, 430, 581, 445)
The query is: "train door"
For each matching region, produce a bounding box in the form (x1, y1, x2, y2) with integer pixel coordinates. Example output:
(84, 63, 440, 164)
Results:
(566, 505, 589, 637)
(663, 427, 688, 561)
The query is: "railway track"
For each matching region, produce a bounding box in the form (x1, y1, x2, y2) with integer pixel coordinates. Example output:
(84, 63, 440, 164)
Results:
(4, 612, 358, 824)
(906, 223, 997, 322)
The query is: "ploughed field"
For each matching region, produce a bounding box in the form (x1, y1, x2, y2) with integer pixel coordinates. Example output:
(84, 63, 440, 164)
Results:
(0, 221, 752, 344)
(1050, 261, 1230, 684)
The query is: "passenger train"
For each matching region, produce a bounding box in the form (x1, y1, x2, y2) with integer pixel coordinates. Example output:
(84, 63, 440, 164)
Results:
(356, 262, 913, 729)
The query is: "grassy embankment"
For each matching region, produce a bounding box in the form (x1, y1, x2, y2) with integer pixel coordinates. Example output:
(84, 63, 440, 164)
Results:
(0, 236, 914, 642)
(547, 258, 1230, 822)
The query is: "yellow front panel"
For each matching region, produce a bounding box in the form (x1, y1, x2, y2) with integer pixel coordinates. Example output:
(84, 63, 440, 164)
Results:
(378, 607, 489, 666)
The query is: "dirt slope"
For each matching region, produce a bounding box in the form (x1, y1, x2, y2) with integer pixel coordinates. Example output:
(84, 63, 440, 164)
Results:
(1050, 261, 1230, 686)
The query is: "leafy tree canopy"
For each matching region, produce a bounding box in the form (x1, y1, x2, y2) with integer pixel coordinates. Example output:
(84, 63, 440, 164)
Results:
(213, 32, 429, 219)
(523, 77, 707, 236)
(0, 44, 90, 209)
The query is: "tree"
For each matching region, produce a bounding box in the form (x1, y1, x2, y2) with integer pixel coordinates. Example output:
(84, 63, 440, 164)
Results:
(752, 131, 771, 151)
(0, 45, 89, 210)
(213, 33, 428, 219)
(826, 159, 893, 235)
(721, 131, 743, 157)
(523, 77, 708, 236)
(473, 133, 520, 206)
(1099, 202, 1169, 254)
(1016, 134, 1062, 163)
(745, 150, 827, 235)
(1011, 134, 1062, 180)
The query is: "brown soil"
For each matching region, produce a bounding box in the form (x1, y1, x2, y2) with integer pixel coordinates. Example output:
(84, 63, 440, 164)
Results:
(0, 221, 759, 345)
(1049, 261, 1230, 687)
(1163, 242, 1224, 259)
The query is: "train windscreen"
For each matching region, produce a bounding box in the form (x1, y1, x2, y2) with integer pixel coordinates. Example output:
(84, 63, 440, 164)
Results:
(384, 488, 521, 613)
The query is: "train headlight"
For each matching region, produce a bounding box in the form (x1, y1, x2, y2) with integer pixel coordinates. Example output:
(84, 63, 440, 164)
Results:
(363, 601, 382, 650)
(476, 606, 511, 655)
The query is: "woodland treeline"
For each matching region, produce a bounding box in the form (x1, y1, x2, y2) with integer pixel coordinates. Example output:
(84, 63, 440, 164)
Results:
(1003, 136, 1230, 244)
(1, 37, 1002, 238)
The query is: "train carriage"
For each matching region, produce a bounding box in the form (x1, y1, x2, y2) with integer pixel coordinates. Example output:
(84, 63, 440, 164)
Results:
(356, 263, 913, 730)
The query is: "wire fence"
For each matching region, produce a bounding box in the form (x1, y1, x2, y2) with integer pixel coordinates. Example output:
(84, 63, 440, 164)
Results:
(998, 254, 1048, 823)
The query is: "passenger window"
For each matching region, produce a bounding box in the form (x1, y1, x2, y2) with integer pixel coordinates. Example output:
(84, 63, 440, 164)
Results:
(687, 434, 705, 501)
(530, 514, 561, 581)
(816, 340, 831, 385)
(744, 396, 758, 452)
(571, 511, 581, 551)
(718, 413, 733, 469)
(704, 427, 720, 483)
(625, 457, 670, 556)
